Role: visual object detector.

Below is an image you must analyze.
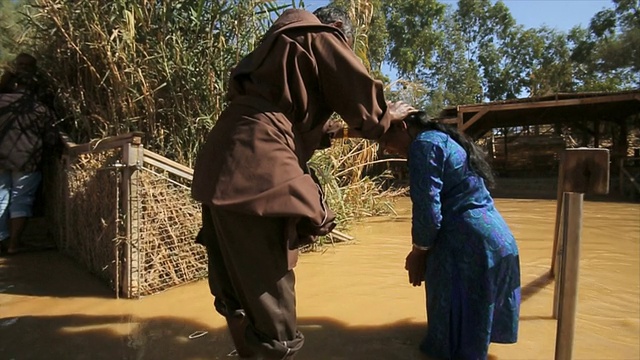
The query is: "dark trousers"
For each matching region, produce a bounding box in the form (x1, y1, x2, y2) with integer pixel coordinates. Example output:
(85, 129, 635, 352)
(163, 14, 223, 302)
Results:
(201, 205, 303, 359)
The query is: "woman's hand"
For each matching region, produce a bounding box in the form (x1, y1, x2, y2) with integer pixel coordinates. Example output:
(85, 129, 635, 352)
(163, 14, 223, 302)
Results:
(387, 101, 418, 123)
(405, 247, 429, 287)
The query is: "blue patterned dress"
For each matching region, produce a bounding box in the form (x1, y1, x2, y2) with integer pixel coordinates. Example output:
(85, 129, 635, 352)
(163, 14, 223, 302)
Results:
(408, 130, 520, 360)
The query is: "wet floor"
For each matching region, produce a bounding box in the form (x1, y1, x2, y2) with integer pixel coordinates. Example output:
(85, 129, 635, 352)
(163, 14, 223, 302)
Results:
(1, 198, 639, 359)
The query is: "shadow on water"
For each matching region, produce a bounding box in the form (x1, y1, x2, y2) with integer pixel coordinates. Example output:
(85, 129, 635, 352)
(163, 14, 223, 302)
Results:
(0, 313, 432, 360)
(0, 313, 230, 360)
(0, 253, 511, 360)
(0, 251, 114, 299)
(0, 314, 506, 360)
(520, 271, 554, 303)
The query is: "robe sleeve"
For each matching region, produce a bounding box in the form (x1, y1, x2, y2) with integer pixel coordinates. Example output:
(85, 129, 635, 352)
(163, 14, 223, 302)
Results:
(409, 139, 446, 249)
(310, 32, 390, 140)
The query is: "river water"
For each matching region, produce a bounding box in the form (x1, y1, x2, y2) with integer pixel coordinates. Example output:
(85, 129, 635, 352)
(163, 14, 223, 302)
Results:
(1, 198, 638, 359)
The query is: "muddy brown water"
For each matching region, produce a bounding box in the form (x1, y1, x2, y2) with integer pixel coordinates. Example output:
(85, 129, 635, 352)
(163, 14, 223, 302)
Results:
(1, 198, 638, 359)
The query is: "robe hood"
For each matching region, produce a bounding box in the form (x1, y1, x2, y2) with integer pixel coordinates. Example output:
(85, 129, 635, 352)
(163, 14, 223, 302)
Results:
(229, 9, 348, 88)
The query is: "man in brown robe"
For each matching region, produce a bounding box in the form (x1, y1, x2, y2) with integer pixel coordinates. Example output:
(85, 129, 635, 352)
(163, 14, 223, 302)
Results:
(191, 5, 415, 359)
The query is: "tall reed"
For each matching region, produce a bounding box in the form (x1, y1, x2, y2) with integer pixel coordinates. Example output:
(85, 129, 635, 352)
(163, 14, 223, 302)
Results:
(21, 0, 283, 165)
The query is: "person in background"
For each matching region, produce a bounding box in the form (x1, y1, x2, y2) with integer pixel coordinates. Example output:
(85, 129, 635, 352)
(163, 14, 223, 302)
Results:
(191, 5, 415, 359)
(0, 53, 56, 255)
(0, 53, 38, 93)
(379, 111, 521, 360)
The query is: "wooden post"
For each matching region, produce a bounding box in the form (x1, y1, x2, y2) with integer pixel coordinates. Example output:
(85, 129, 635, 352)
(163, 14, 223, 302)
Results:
(552, 196, 565, 319)
(503, 127, 508, 172)
(121, 136, 143, 299)
(62, 154, 72, 251)
(552, 148, 609, 275)
(554, 192, 583, 360)
(619, 158, 625, 196)
(488, 131, 495, 160)
(550, 152, 566, 276)
(551, 148, 609, 360)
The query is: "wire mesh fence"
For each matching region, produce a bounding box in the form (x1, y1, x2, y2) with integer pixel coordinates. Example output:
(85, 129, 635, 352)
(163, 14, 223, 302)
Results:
(135, 165, 205, 296)
(46, 133, 205, 298)
(44, 146, 123, 290)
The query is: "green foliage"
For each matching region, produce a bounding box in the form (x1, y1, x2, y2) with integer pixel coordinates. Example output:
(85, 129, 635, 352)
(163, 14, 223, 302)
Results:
(427, 14, 483, 106)
(568, 0, 639, 91)
(383, 0, 446, 79)
(528, 26, 574, 95)
(456, 0, 515, 60)
(4, 0, 400, 230)
(364, 0, 386, 74)
(364, 0, 638, 108)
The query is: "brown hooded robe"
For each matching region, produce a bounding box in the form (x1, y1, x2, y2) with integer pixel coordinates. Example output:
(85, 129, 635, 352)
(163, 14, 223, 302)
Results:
(191, 9, 392, 359)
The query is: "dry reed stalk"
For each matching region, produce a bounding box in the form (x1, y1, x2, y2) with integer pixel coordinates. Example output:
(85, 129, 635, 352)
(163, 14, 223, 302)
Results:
(55, 148, 122, 290)
(135, 169, 204, 295)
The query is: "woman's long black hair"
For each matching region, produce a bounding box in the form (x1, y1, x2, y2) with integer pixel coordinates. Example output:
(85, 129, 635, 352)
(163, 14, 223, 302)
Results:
(404, 111, 496, 188)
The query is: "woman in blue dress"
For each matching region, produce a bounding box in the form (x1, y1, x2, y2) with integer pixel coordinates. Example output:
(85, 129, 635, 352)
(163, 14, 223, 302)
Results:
(379, 111, 521, 360)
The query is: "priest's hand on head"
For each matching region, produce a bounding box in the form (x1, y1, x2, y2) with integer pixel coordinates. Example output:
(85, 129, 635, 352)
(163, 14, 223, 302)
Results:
(386, 101, 418, 123)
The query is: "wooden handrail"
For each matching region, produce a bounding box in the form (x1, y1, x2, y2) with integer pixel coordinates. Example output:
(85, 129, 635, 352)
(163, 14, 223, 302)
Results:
(58, 132, 194, 181)
(142, 149, 194, 181)
(61, 131, 145, 157)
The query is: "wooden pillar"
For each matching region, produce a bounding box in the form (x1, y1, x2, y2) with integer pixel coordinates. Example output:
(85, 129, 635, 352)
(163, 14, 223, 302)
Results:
(62, 154, 72, 252)
(488, 130, 495, 160)
(619, 158, 625, 196)
(618, 119, 628, 157)
(611, 119, 629, 174)
(503, 127, 508, 172)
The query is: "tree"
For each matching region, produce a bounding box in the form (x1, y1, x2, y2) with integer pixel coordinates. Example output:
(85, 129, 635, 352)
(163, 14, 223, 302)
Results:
(569, 0, 639, 90)
(454, 0, 534, 101)
(528, 26, 574, 95)
(605, 0, 639, 72)
(426, 13, 483, 110)
(382, 0, 446, 80)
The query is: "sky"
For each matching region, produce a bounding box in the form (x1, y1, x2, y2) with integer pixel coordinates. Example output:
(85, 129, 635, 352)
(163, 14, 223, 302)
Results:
(296, 0, 615, 32)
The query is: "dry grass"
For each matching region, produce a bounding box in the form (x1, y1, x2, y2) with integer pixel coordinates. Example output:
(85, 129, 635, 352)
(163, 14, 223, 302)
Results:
(135, 168, 206, 296)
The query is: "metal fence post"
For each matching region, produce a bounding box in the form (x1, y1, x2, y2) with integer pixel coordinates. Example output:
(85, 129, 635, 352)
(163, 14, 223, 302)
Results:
(121, 136, 143, 299)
